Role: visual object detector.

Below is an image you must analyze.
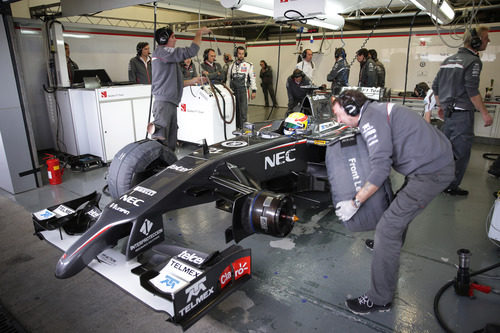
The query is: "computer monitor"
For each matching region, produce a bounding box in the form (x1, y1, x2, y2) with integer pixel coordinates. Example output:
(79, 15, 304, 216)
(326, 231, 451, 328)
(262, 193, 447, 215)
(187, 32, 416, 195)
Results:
(73, 69, 112, 85)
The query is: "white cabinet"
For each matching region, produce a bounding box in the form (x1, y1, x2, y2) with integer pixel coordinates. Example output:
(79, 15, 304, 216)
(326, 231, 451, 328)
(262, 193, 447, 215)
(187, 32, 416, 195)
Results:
(52, 85, 151, 162)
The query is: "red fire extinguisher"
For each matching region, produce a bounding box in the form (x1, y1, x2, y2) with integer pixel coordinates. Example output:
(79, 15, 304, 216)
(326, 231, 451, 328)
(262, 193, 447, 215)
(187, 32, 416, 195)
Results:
(44, 154, 63, 185)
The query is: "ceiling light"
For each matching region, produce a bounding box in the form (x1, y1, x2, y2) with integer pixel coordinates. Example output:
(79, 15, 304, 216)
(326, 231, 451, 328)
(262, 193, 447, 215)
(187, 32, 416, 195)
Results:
(408, 0, 455, 24)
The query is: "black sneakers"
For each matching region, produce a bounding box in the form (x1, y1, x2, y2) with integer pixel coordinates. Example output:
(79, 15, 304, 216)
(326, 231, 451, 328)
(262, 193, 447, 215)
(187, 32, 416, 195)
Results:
(443, 187, 468, 196)
(345, 294, 391, 315)
(365, 239, 374, 251)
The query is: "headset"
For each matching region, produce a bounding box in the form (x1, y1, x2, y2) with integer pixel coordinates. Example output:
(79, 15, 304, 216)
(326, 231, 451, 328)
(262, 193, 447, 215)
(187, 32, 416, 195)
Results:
(224, 54, 230, 62)
(338, 91, 362, 116)
(470, 28, 482, 51)
(334, 47, 346, 59)
(292, 69, 305, 79)
(155, 27, 173, 45)
(203, 48, 215, 61)
(414, 82, 429, 98)
(302, 48, 312, 59)
(136, 42, 148, 56)
(234, 46, 247, 57)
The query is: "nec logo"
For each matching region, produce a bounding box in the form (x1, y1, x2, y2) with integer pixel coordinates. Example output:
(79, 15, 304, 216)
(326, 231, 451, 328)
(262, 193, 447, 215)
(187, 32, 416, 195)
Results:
(181, 104, 187, 112)
(101, 91, 107, 98)
(120, 194, 144, 207)
(140, 219, 153, 236)
(264, 148, 296, 170)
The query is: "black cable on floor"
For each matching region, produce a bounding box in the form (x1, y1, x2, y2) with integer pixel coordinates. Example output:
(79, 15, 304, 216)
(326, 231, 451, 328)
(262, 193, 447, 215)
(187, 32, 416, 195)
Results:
(434, 261, 500, 333)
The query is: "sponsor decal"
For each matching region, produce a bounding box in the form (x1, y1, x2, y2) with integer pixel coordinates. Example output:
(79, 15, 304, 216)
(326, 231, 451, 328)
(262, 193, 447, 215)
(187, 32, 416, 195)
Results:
(221, 141, 248, 148)
(179, 277, 215, 316)
(181, 103, 187, 112)
(99, 91, 125, 99)
(53, 205, 75, 217)
(131, 186, 157, 197)
(129, 228, 163, 251)
(167, 164, 193, 173)
(219, 265, 232, 289)
(101, 91, 107, 98)
(97, 252, 117, 266)
(86, 208, 101, 219)
(33, 209, 56, 220)
(264, 148, 296, 170)
(319, 121, 335, 132)
(313, 140, 327, 146)
(167, 258, 202, 282)
(232, 256, 251, 280)
(361, 123, 378, 147)
(312, 94, 326, 100)
(120, 194, 144, 207)
(109, 202, 130, 215)
(177, 250, 205, 265)
(160, 274, 181, 290)
(348, 158, 363, 191)
(140, 219, 153, 236)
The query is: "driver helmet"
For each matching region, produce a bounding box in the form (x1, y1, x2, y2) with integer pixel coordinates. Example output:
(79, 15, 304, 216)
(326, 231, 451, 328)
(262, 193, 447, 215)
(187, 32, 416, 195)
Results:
(283, 112, 308, 135)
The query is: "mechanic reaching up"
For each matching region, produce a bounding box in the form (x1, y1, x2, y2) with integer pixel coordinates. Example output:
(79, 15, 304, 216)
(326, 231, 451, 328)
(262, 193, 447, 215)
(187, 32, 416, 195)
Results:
(331, 89, 454, 315)
(227, 46, 257, 129)
(148, 26, 210, 152)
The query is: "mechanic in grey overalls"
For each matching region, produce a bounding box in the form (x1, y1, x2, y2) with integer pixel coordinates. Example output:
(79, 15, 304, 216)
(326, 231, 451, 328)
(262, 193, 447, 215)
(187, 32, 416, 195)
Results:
(227, 46, 257, 128)
(332, 89, 454, 315)
(327, 47, 350, 95)
(432, 26, 492, 196)
(149, 26, 210, 151)
(356, 48, 377, 88)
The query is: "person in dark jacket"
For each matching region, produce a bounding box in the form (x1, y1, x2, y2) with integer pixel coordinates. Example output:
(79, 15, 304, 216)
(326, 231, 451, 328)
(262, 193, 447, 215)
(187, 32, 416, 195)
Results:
(180, 57, 197, 80)
(259, 60, 278, 107)
(332, 89, 454, 315)
(128, 42, 152, 84)
(64, 43, 79, 84)
(286, 69, 311, 113)
(368, 49, 385, 88)
(148, 27, 209, 151)
(201, 48, 224, 84)
(356, 48, 376, 87)
(432, 25, 493, 196)
(327, 47, 350, 95)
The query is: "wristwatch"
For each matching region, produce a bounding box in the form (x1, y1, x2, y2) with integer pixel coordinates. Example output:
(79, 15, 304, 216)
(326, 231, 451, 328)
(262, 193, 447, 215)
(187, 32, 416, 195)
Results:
(352, 196, 361, 209)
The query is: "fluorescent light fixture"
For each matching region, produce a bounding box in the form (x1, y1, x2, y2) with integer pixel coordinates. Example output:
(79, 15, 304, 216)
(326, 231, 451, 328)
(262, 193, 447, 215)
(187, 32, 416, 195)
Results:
(220, 0, 273, 15)
(63, 33, 91, 39)
(239, 4, 273, 16)
(308, 14, 345, 30)
(408, 0, 455, 24)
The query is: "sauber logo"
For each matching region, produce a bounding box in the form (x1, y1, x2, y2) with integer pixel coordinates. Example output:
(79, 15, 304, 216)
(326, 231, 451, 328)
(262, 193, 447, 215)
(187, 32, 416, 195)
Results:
(264, 148, 296, 170)
(140, 219, 153, 236)
(181, 103, 187, 112)
(179, 277, 215, 316)
(101, 91, 107, 98)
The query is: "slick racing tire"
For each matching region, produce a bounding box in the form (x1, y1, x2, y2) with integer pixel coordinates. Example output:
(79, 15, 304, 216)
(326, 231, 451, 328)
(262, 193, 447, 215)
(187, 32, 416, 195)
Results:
(107, 139, 177, 199)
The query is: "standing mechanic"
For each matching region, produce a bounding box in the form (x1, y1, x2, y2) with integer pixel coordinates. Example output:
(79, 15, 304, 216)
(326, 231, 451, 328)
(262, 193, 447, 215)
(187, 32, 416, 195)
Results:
(432, 26, 493, 196)
(227, 46, 257, 128)
(180, 58, 197, 80)
(286, 69, 311, 114)
(327, 47, 350, 95)
(332, 89, 454, 314)
(356, 48, 377, 88)
(368, 49, 385, 88)
(201, 48, 224, 84)
(64, 43, 78, 84)
(296, 49, 315, 83)
(128, 42, 152, 84)
(148, 26, 210, 151)
(259, 60, 278, 108)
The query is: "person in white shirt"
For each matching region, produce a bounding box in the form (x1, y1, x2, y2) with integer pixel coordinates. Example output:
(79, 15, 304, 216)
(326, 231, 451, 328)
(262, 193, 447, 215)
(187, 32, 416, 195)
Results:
(296, 49, 314, 83)
(414, 82, 436, 123)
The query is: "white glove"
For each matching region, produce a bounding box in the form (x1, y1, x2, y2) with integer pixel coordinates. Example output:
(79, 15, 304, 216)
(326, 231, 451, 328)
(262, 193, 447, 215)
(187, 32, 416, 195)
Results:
(335, 200, 359, 222)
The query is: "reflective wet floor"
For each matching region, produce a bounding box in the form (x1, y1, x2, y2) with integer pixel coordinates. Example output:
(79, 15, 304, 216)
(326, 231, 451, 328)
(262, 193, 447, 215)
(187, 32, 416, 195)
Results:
(1, 105, 500, 333)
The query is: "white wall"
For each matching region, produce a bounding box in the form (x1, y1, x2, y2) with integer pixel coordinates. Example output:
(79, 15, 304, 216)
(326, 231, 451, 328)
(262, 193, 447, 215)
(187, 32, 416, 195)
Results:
(246, 25, 500, 107)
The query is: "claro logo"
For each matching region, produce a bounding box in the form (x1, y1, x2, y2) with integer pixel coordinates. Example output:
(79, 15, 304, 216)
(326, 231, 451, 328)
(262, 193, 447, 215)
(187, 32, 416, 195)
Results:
(264, 148, 296, 170)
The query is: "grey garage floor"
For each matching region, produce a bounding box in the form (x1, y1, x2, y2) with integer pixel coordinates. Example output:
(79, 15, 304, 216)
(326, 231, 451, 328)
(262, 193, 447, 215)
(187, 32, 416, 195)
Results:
(1, 105, 500, 333)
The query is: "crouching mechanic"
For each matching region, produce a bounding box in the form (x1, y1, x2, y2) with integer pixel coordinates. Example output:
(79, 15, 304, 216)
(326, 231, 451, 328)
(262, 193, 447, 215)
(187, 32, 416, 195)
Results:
(149, 26, 210, 151)
(332, 89, 454, 314)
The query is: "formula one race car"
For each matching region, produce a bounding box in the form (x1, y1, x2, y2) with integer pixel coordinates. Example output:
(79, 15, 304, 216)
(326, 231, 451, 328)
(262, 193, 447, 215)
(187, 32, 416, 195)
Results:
(33, 88, 390, 329)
